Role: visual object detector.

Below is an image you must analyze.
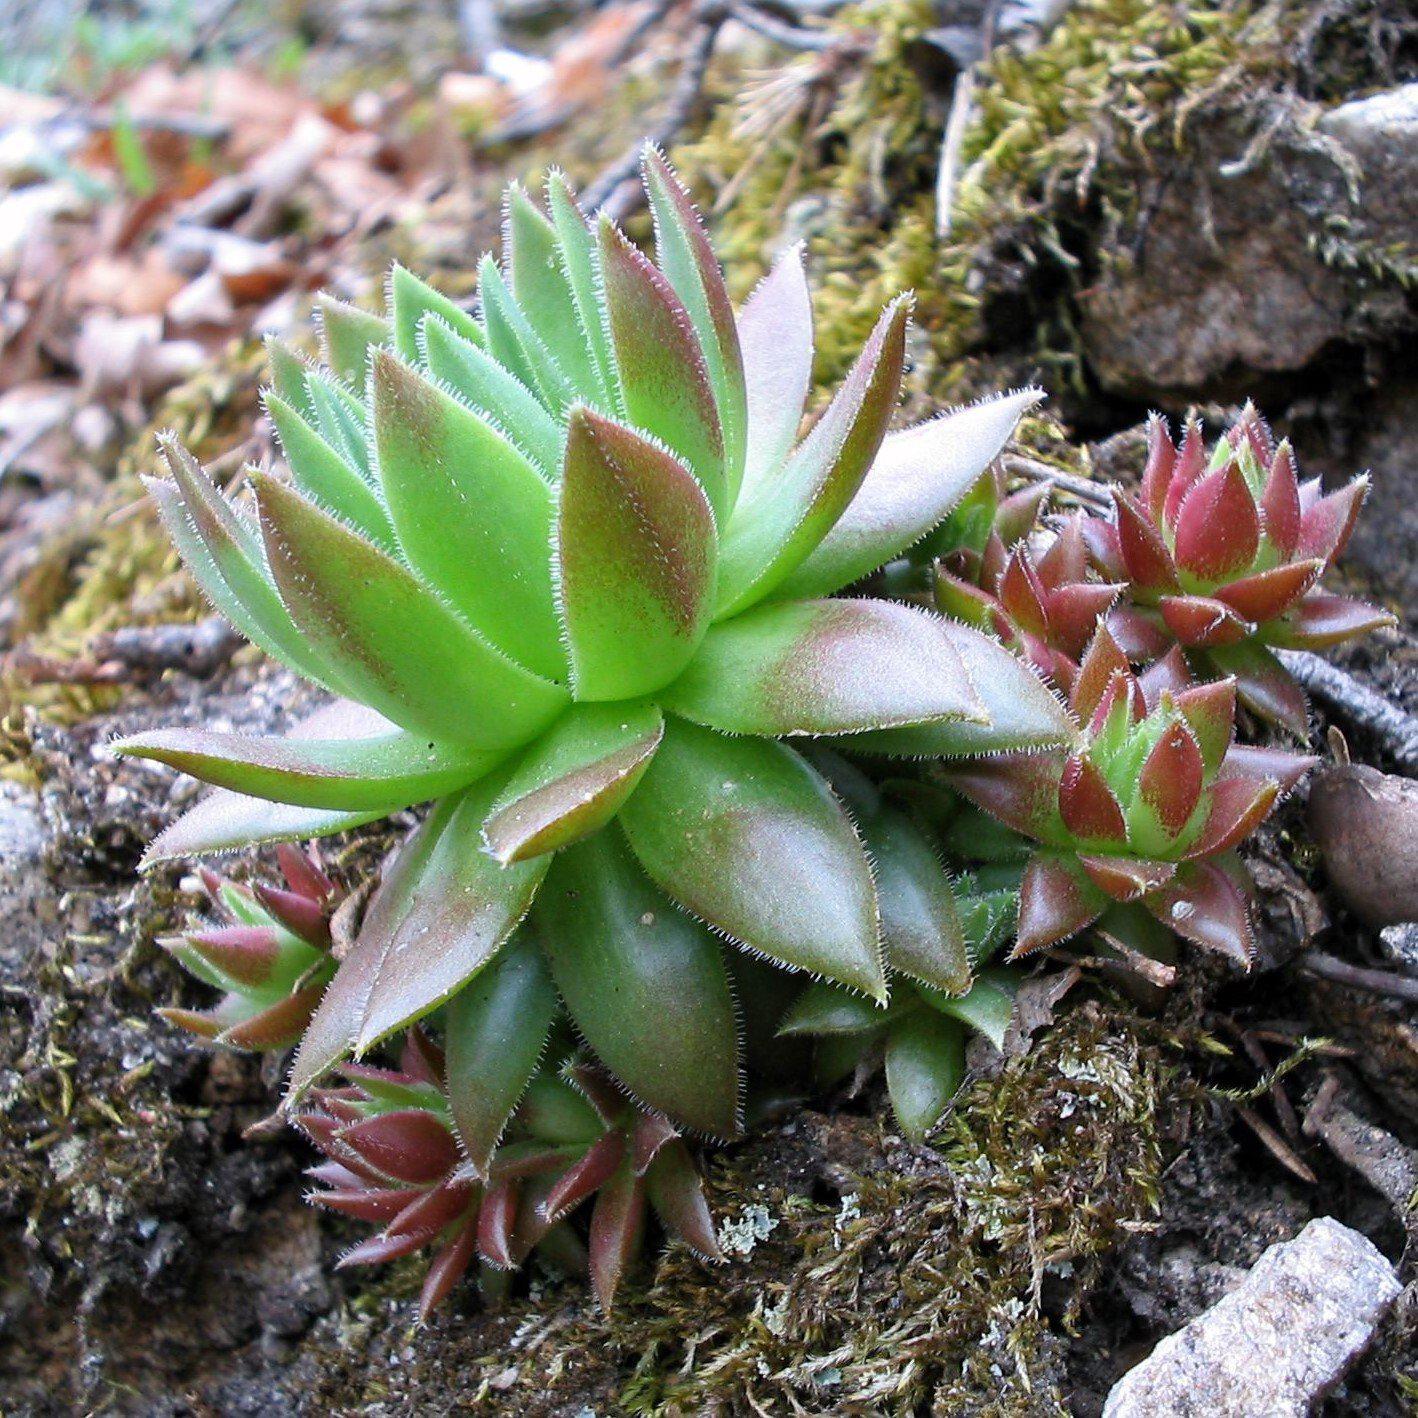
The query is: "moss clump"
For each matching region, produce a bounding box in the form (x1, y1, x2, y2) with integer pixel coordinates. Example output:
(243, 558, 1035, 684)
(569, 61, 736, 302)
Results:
(383, 1004, 1170, 1414)
(677, 0, 1410, 407)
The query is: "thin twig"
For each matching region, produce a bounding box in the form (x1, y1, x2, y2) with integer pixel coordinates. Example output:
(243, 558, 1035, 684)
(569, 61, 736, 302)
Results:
(1277, 649, 1418, 772)
(935, 0, 1000, 238)
(1300, 950, 1418, 1004)
(582, 15, 724, 221)
(1002, 453, 1112, 512)
(725, 0, 839, 51)
(458, 0, 504, 66)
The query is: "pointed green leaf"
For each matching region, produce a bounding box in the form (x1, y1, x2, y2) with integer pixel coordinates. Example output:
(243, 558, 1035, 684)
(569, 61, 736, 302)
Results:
(304, 371, 370, 476)
(483, 702, 663, 864)
(114, 707, 498, 811)
(922, 967, 1017, 1050)
(555, 409, 717, 700)
(621, 721, 885, 999)
(597, 215, 725, 513)
(354, 778, 550, 1052)
(777, 979, 885, 1037)
(859, 805, 971, 994)
(255, 474, 568, 748)
(735, 244, 813, 502)
(506, 184, 601, 401)
(478, 254, 575, 413)
(715, 297, 908, 616)
(150, 448, 349, 695)
(885, 1010, 965, 1140)
(371, 350, 565, 681)
(777, 390, 1044, 599)
(534, 831, 740, 1137)
(444, 935, 557, 1175)
(642, 146, 747, 502)
(315, 294, 389, 393)
(287, 793, 457, 1099)
(137, 698, 402, 867)
(265, 392, 396, 550)
(663, 597, 984, 736)
(388, 263, 483, 361)
(141, 788, 381, 867)
(851, 621, 1074, 757)
(419, 314, 562, 478)
(545, 172, 618, 409)
(265, 336, 313, 411)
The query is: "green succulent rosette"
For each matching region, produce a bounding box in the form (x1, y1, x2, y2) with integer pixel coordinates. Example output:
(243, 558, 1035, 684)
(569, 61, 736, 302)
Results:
(117, 149, 1070, 1137)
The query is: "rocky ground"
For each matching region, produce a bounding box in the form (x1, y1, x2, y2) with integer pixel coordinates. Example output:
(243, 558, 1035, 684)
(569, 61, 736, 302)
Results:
(1, 0, 1415, 1412)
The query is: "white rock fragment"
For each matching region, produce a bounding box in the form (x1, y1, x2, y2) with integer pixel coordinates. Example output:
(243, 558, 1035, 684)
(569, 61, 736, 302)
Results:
(1104, 1217, 1400, 1418)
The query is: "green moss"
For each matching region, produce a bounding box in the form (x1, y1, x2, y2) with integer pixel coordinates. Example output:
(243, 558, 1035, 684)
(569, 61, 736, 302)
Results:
(677, 0, 1407, 409)
(425, 1004, 1174, 1413)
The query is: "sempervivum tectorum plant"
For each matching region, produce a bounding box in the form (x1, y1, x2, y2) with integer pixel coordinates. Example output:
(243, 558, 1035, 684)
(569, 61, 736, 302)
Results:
(946, 623, 1316, 965)
(299, 1031, 718, 1314)
(778, 965, 1019, 1142)
(1085, 405, 1393, 735)
(934, 497, 1125, 693)
(115, 148, 1072, 1137)
(158, 844, 339, 1049)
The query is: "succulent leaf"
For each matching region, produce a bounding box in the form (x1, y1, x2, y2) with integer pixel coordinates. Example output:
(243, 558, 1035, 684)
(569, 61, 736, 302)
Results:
(388, 263, 484, 362)
(716, 297, 909, 615)
(444, 938, 558, 1176)
(620, 718, 885, 999)
(371, 349, 565, 680)
(115, 711, 496, 812)
(315, 294, 390, 391)
(664, 598, 984, 737)
(597, 216, 726, 511)
(256, 474, 568, 748)
(884, 1010, 966, 1140)
(418, 315, 563, 477)
(779, 390, 1043, 599)
(482, 701, 664, 864)
(555, 408, 717, 700)
(735, 243, 813, 500)
(533, 832, 740, 1137)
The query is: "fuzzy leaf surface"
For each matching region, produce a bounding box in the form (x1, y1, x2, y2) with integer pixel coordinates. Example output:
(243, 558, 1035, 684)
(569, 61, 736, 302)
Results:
(556, 409, 717, 699)
(620, 719, 885, 999)
(735, 245, 813, 501)
(597, 217, 725, 512)
(885, 1010, 965, 1140)
(372, 350, 565, 680)
(778, 390, 1043, 599)
(850, 621, 1074, 757)
(858, 805, 971, 994)
(483, 702, 663, 864)
(114, 711, 498, 811)
(444, 936, 557, 1175)
(663, 598, 983, 736)
(256, 475, 567, 748)
(715, 297, 907, 615)
(534, 831, 740, 1136)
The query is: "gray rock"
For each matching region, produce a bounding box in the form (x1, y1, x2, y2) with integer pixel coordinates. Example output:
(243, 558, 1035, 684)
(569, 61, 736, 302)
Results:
(1319, 83, 1418, 236)
(1379, 921, 1418, 975)
(1103, 1217, 1401, 1418)
(1078, 83, 1417, 402)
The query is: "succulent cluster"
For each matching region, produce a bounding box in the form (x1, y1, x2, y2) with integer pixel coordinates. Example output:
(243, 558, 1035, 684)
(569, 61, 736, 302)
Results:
(298, 1029, 717, 1315)
(1086, 406, 1393, 734)
(120, 152, 1067, 1140)
(945, 625, 1316, 963)
(159, 845, 339, 1048)
(122, 147, 1392, 1317)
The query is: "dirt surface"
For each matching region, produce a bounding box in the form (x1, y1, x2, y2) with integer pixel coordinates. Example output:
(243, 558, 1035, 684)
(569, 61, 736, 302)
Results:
(1, 0, 1415, 1412)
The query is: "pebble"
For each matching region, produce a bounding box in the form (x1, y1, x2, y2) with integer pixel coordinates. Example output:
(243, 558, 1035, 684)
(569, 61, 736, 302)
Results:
(1103, 1217, 1401, 1418)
